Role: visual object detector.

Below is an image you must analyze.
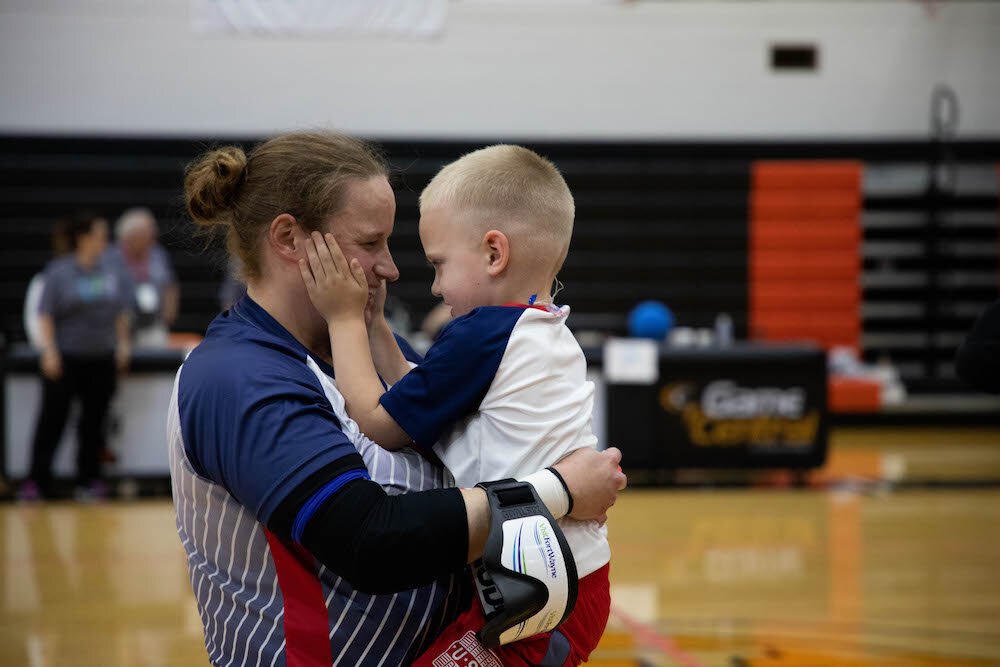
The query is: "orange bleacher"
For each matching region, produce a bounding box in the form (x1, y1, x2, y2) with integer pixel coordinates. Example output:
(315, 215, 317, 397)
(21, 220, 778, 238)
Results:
(749, 161, 878, 412)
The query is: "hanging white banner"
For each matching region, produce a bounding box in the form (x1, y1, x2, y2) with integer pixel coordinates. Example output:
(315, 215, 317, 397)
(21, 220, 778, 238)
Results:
(192, 0, 447, 37)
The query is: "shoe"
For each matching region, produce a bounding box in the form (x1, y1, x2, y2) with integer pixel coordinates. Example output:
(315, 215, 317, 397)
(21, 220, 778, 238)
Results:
(17, 480, 42, 502)
(73, 480, 110, 502)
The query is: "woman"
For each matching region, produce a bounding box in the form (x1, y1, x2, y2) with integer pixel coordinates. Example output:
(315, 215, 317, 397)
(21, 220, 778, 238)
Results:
(21, 211, 131, 500)
(172, 131, 625, 666)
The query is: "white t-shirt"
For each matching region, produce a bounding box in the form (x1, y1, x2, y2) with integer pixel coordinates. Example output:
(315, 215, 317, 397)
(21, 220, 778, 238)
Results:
(380, 304, 610, 577)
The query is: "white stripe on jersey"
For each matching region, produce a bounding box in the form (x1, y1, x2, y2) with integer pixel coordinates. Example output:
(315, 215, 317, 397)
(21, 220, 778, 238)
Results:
(332, 594, 377, 666)
(376, 586, 419, 667)
(223, 530, 269, 667)
(194, 477, 215, 656)
(328, 588, 358, 642)
(251, 549, 286, 667)
(241, 563, 279, 667)
(267, 638, 285, 667)
(208, 507, 245, 657)
(356, 593, 399, 665)
(218, 519, 257, 660)
(203, 492, 230, 659)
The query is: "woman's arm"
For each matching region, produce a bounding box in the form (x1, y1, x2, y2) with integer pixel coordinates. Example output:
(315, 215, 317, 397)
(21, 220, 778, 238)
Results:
(115, 313, 131, 372)
(273, 447, 625, 594)
(37, 314, 62, 380)
(162, 283, 180, 328)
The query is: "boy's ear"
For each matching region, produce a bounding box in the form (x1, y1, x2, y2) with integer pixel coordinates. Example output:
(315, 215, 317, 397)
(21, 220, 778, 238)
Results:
(483, 230, 510, 277)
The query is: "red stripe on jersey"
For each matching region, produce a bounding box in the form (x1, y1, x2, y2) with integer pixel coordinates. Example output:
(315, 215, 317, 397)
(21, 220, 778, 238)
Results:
(264, 529, 333, 667)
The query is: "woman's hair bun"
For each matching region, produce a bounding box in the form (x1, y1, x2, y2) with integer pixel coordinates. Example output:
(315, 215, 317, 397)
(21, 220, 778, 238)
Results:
(184, 146, 248, 228)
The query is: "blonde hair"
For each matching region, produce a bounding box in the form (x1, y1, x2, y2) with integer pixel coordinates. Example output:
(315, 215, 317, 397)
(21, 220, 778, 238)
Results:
(420, 145, 575, 272)
(184, 131, 387, 280)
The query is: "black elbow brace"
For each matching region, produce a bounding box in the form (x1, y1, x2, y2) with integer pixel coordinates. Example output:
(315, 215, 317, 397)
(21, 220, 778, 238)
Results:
(299, 479, 469, 594)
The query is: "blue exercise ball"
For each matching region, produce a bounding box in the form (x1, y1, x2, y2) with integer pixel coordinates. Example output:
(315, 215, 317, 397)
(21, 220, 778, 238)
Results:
(628, 301, 674, 340)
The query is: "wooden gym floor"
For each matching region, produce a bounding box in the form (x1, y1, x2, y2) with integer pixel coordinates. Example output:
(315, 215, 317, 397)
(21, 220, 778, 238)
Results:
(1, 427, 999, 667)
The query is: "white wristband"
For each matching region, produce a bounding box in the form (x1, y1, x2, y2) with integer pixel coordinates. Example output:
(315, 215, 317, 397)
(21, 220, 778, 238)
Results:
(519, 469, 570, 519)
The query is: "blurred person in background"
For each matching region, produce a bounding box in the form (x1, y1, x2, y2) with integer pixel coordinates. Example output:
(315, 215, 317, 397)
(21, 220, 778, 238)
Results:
(105, 207, 179, 347)
(217, 256, 247, 311)
(19, 211, 131, 501)
(420, 300, 454, 341)
(22, 216, 74, 348)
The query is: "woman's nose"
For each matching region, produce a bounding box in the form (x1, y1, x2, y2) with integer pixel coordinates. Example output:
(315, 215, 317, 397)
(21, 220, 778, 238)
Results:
(376, 250, 399, 283)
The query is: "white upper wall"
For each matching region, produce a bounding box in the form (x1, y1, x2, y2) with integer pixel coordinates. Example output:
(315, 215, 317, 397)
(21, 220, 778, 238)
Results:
(1, 0, 998, 139)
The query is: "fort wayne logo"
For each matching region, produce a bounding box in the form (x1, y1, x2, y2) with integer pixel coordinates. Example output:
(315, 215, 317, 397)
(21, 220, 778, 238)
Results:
(660, 380, 819, 448)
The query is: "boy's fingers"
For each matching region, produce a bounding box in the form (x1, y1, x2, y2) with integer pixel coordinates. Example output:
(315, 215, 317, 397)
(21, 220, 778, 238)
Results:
(349, 258, 367, 289)
(324, 233, 350, 277)
(312, 231, 340, 278)
(298, 258, 315, 289)
(304, 236, 325, 280)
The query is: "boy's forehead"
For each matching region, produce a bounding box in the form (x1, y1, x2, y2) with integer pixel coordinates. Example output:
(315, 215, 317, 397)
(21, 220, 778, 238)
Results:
(418, 206, 451, 231)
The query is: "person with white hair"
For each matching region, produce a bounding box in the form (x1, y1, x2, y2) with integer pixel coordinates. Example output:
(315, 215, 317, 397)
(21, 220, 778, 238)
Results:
(104, 207, 180, 346)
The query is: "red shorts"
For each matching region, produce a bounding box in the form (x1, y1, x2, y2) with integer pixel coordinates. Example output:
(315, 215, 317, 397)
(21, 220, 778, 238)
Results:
(413, 563, 610, 667)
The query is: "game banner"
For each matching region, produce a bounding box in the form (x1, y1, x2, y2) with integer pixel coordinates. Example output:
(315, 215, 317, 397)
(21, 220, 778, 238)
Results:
(605, 345, 828, 470)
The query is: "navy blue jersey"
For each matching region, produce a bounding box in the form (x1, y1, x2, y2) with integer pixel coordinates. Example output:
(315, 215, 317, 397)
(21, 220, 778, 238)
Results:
(169, 295, 468, 666)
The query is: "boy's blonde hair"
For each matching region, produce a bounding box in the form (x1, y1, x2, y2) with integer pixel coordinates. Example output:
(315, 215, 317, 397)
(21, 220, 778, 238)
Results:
(420, 145, 575, 273)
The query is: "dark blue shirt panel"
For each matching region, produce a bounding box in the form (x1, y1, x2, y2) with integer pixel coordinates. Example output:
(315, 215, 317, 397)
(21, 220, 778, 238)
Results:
(178, 307, 359, 525)
(379, 306, 524, 449)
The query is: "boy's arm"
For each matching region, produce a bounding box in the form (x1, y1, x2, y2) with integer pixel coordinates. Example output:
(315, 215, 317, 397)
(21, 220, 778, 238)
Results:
(299, 232, 414, 450)
(367, 283, 414, 385)
(328, 316, 413, 449)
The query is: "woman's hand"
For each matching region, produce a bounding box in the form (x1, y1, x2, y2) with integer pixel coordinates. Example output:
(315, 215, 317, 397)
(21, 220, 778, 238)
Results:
(552, 447, 627, 524)
(41, 348, 62, 381)
(300, 232, 369, 322)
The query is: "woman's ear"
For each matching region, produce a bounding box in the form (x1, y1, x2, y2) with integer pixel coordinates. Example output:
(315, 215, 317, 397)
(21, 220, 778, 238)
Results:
(483, 230, 510, 277)
(267, 213, 302, 263)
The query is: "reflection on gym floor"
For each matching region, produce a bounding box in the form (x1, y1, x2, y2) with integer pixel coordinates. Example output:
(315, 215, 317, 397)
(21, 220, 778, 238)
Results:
(2, 487, 999, 667)
(2, 428, 1000, 667)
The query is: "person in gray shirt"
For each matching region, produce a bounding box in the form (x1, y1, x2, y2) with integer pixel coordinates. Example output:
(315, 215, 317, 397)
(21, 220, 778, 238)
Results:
(104, 207, 179, 347)
(20, 211, 131, 500)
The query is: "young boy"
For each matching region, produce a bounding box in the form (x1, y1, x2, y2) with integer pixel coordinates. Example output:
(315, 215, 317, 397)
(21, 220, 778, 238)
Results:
(300, 145, 610, 666)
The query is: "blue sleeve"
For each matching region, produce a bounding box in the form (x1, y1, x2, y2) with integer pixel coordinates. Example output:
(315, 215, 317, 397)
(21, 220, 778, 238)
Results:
(179, 342, 361, 524)
(379, 307, 523, 449)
